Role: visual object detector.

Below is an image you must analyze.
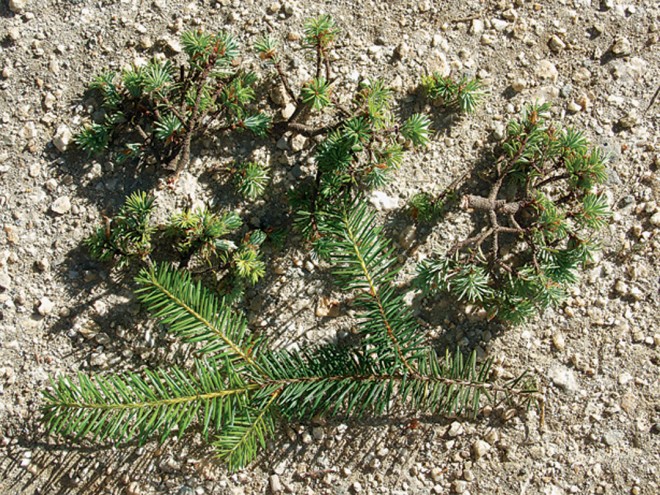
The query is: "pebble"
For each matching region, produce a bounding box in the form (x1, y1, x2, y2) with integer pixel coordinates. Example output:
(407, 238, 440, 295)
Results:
(37, 297, 54, 316)
(511, 78, 526, 92)
(610, 36, 632, 56)
(9, 0, 27, 14)
(567, 101, 582, 113)
(281, 103, 296, 120)
(649, 212, 660, 227)
(269, 474, 282, 493)
(290, 134, 307, 152)
(452, 480, 469, 494)
(368, 191, 399, 211)
(618, 372, 633, 385)
(447, 421, 464, 437)
(470, 19, 484, 35)
(51, 196, 71, 215)
(0, 271, 11, 291)
(20, 122, 38, 140)
(312, 426, 324, 441)
(165, 38, 183, 53)
(491, 19, 508, 32)
(548, 365, 579, 392)
(430, 467, 443, 482)
(548, 35, 566, 52)
(618, 113, 638, 130)
(552, 332, 566, 351)
(52, 124, 73, 152)
(472, 439, 491, 460)
(536, 60, 558, 83)
(614, 279, 628, 296)
(35, 258, 49, 272)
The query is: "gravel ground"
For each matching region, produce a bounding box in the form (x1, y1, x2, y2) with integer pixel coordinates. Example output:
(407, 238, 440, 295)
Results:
(0, 1, 659, 494)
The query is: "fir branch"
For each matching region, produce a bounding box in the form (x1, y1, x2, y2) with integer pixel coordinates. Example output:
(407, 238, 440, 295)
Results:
(319, 202, 425, 372)
(42, 363, 254, 443)
(134, 263, 261, 369)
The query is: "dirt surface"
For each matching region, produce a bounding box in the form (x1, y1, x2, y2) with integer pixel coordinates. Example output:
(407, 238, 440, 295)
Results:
(1, 0, 659, 494)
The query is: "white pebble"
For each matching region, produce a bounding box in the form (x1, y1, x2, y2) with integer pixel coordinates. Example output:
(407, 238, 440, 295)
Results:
(38, 297, 55, 316)
(51, 196, 71, 215)
(53, 124, 73, 152)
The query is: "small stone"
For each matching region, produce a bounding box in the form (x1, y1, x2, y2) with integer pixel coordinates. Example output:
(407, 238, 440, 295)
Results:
(0, 272, 11, 291)
(51, 196, 71, 215)
(9, 0, 28, 14)
(618, 372, 633, 385)
(90, 352, 108, 368)
(430, 467, 443, 482)
(649, 212, 660, 227)
(452, 480, 469, 494)
(618, 113, 638, 130)
(548, 35, 566, 52)
(602, 431, 620, 447)
(301, 432, 312, 444)
(491, 18, 508, 32)
(447, 421, 464, 437)
(511, 78, 526, 92)
(614, 279, 629, 296)
(281, 103, 296, 120)
(418, 1, 431, 12)
(159, 457, 181, 473)
(552, 332, 566, 351)
(352, 481, 363, 493)
(269, 474, 282, 493)
(368, 191, 399, 211)
(567, 101, 582, 113)
(479, 33, 495, 45)
(463, 469, 475, 482)
(290, 134, 307, 152)
(45, 178, 58, 192)
(20, 122, 38, 140)
(536, 60, 559, 83)
(470, 19, 484, 35)
(394, 42, 410, 59)
(35, 258, 49, 272)
(53, 124, 73, 152)
(576, 94, 591, 111)
(165, 38, 182, 53)
(37, 297, 54, 316)
(267, 2, 280, 14)
(611, 37, 632, 56)
(127, 482, 143, 495)
(548, 365, 579, 392)
(311, 426, 324, 441)
(472, 439, 491, 460)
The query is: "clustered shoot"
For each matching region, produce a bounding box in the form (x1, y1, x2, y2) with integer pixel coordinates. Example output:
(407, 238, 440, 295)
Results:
(418, 103, 610, 324)
(86, 193, 266, 289)
(421, 72, 486, 114)
(76, 30, 270, 182)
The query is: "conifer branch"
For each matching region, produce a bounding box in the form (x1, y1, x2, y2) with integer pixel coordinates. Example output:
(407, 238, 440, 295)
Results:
(134, 263, 262, 371)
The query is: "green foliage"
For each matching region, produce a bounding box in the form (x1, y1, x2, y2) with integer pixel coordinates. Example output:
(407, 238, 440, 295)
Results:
(303, 14, 339, 51)
(301, 77, 332, 110)
(75, 29, 270, 178)
(292, 78, 431, 239)
(233, 161, 270, 201)
(168, 208, 242, 262)
(84, 191, 155, 269)
(418, 103, 610, 324)
(44, 227, 538, 470)
(422, 73, 485, 113)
